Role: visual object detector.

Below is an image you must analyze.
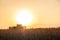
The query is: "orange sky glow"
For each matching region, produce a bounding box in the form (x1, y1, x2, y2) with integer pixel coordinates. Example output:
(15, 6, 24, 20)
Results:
(0, 0, 60, 29)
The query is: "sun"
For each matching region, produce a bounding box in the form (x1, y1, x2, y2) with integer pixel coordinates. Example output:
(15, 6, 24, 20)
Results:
(16, 9, 33, 26)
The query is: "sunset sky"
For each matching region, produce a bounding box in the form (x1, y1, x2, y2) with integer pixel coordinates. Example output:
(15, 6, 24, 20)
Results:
(0, 0, 60, 29)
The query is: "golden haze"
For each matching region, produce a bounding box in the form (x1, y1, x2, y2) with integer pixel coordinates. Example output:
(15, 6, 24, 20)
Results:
(0, 0, 60, 29)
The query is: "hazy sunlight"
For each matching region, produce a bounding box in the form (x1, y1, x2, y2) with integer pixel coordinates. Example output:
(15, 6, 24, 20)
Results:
(16, 9, 33, 26)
